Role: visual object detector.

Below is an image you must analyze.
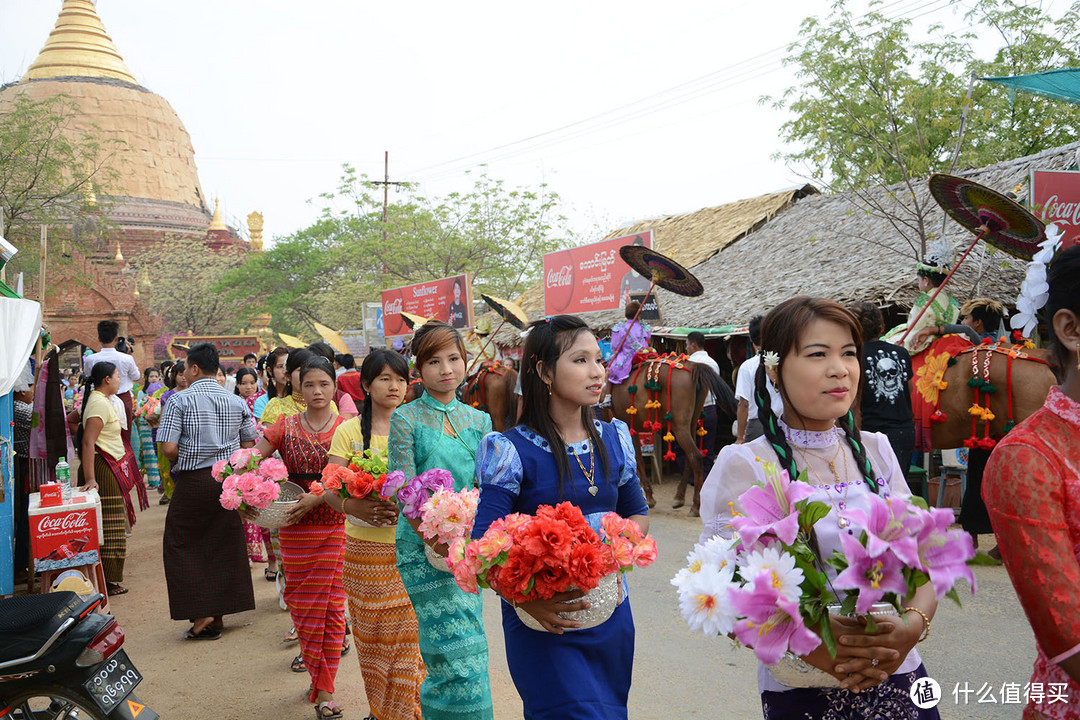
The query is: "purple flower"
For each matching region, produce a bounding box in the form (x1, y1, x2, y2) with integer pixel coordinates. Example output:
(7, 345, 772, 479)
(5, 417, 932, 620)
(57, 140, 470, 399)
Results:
(833, 532, 909, 613)
(398, 482, 426, 520)
(379, 470, 408, 500)
(417, 468, 454, 493)
(844, 494, 925, 569)
(916, 509, 977, 598)
(729, 573, 821, 665)
(731, 464, 815, 548)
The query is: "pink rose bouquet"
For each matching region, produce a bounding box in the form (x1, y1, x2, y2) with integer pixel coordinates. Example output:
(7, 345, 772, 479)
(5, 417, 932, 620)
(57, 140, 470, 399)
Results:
(418, 488, 480, 549)
(213, 448, 289, 512)
(671, 459, 987, 666)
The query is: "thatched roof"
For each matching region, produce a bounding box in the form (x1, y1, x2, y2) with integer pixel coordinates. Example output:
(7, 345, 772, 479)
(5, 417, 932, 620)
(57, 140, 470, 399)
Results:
(489, 185, 816, 344)
(660, 142, 1079, 328)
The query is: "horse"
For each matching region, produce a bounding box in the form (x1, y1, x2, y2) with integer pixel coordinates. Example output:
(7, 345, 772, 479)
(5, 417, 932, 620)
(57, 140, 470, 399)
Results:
(463, 362, 519, 432)
(925, 341, 1057, 449)
(610, 354, 737, 517)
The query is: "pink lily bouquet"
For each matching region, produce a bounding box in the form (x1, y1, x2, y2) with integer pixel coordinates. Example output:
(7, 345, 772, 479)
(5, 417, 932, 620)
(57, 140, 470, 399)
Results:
(418, 487, 480, 550)
(213, 448, 289, 512)
(671, 459, 982, 665)
(379, 467, 455, 521)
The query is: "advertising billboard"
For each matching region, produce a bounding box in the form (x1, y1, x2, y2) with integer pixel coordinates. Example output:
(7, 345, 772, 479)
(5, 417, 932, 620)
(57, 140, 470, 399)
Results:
(381, 273, 473, 338)
(1030, 169, 1080, 250)
(543, 231, 653, 316)
(169, 336, 261, 366)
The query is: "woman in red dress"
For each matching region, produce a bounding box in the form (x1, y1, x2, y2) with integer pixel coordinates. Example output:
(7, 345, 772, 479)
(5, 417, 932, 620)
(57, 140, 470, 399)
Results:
(251, 357, 347, 720)
(984, 245, 1080, 720)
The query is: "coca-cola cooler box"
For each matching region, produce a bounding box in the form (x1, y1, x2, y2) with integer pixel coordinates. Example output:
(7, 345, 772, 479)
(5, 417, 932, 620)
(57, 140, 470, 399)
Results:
(29, 489, 104, 572)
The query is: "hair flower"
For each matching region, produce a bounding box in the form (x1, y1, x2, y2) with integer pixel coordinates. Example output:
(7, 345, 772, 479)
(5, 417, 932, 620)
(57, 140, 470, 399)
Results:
(762, 351, 780, 370)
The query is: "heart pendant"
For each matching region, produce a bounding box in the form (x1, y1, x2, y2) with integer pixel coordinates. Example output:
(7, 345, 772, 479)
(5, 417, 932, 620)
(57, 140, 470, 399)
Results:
(588, 486, 598, 496)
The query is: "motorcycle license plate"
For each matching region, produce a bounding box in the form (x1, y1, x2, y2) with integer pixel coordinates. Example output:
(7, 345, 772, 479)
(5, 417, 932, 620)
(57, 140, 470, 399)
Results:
(83, 649, 142, 715)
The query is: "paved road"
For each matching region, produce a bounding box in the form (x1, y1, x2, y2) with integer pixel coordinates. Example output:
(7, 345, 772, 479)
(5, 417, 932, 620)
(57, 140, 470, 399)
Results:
(110, 478, 1037, 719)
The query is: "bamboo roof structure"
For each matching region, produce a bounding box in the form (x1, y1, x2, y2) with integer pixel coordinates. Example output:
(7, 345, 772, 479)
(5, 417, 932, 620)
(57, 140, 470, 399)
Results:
(659, 143, 1079, 328)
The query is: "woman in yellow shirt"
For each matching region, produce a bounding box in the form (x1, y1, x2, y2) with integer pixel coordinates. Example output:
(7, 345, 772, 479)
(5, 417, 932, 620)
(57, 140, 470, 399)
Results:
(79, 361, 139, 596)
(326, 349, 424, 720)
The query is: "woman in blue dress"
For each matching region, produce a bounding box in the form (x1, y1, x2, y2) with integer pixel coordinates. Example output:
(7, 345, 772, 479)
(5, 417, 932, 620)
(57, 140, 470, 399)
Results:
(473, 315, 651, 719)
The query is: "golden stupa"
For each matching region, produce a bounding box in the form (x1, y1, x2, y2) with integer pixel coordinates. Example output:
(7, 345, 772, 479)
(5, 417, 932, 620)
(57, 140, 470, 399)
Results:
(0, 0, 210, 236)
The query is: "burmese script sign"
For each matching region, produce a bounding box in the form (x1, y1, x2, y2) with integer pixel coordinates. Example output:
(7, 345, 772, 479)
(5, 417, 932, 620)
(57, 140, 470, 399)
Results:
(170, 336, 260, 364)
(1030, 169, 1080, 250)
(543, 231, 653, 315)
(381, 274, 473, 338)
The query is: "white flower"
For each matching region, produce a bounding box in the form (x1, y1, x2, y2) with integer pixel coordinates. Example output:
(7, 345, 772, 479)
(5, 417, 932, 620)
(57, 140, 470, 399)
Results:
(677, 569, 740, 636)
(1011, 224, 1062, 339)
(762, 351, 780, 369)
(739, 545, 804, 604)
(672, 539, 736, 593)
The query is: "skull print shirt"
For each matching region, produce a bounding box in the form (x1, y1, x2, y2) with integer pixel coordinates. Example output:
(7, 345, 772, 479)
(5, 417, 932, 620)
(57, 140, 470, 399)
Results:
(860, 340, 914, 430)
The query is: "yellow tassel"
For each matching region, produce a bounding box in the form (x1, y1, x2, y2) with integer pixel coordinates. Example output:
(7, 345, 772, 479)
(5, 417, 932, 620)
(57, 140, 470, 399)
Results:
(984, 411, 995, 421)
(626, 406, 637, 415)
(968, 405, 981, 416)
(937, 380, 948, 391)
(1024, 341, 1036, 349)
(663, 432, 675, 442)
(697, 428, 708, 437)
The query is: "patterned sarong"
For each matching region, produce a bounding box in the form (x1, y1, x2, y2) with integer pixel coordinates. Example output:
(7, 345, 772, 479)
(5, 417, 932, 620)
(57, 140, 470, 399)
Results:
(279, 523, 347, 702)
(343, 536, 424, 720)
(93, 453, 127, 583)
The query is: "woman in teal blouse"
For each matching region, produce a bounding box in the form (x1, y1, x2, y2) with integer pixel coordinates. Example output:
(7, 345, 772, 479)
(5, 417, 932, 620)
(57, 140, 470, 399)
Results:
(388, 321, 494, 720)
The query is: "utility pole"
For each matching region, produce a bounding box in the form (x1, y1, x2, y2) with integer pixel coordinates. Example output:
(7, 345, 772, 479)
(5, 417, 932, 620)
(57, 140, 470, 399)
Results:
(369, 151, 407, 245)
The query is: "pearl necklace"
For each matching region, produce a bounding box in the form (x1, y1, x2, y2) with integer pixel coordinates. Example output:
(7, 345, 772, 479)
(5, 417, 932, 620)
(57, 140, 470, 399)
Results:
(795, 443, 853, 529)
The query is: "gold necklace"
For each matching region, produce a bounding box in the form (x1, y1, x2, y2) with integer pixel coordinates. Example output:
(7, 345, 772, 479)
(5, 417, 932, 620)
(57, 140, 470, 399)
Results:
(795, 443, 853, 529)
(570, 441, 598, 496)
(302, 411, 334, 435)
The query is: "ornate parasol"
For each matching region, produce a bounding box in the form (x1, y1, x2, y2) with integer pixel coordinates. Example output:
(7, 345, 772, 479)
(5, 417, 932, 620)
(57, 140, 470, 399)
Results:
(277, 332, 307, 349)
(400, 312, 430, 330)
(900, 174, 1045, 344)
(464, 294, 530, 378)
(609, 246, 704, 360)
(312, 321, 351, 355)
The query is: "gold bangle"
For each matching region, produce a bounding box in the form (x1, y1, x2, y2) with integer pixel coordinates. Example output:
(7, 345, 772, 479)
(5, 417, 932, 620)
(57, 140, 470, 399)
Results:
(903, 606, 931, 643)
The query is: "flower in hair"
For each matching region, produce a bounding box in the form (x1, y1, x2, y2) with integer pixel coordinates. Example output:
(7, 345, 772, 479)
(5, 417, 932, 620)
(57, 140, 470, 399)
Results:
(762, 351, 780, 370)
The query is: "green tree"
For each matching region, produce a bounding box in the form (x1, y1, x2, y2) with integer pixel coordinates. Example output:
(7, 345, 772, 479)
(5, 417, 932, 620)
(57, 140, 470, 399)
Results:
(768, 0, 1080, 257)
(219, 168, 572, 336)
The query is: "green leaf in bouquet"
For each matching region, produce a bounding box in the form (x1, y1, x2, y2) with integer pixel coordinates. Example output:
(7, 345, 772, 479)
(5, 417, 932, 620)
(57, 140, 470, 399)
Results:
(795, 554, 827, 593)
(969, 551, 1003, 566)
(839, 593, 859, 617)
(864, 614, 880, 634)
(909, 495, 930, 511)
(795, 499, 832, 534)
(944, 586, 963, 607)
(818, 608, 838, 658)
(825, 549, 849, 572)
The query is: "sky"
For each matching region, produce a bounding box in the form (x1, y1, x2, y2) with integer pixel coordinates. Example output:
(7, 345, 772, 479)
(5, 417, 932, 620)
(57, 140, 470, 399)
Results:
(0, 0, 980, 246)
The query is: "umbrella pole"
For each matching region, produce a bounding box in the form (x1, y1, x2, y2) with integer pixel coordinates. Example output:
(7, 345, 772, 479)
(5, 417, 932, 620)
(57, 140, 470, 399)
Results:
(465, 318, 508, 379)
(607, 280, 656, 364)
(898, 229, 985, 345)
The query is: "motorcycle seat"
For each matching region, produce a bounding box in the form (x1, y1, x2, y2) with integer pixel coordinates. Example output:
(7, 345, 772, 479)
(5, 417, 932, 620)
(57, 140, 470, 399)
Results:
(0, 591, 93, 664)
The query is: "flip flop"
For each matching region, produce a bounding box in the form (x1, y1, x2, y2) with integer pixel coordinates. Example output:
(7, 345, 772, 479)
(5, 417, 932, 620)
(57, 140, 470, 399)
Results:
(183, 626, 221, 641)
(264, 568, 278, 582)
(106, 583, 129, 597)
(291, 654, 306, 673)
(314, 701, 343, 719)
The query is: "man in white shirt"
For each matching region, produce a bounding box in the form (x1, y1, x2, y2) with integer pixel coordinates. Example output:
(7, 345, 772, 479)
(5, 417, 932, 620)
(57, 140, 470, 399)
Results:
(735, 316, 783, 443)
(83, 320, 140, 444)
(685, 331, 721, 473)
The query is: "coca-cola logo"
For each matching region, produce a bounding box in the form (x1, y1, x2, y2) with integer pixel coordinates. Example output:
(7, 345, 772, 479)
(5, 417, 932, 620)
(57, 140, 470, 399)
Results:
(546, 265, 573, 288)
(384, 297, 403, 314)
(38, 512, 90, 533)
(1038, 195, 1080, 227)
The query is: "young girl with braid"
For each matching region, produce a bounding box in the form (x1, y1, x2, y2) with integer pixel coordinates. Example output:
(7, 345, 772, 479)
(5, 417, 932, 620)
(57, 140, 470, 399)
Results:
(699, 297, 941, 720)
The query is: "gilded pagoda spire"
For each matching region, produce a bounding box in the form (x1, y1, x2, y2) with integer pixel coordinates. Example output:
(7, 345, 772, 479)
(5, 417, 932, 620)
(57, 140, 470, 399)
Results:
(23, 0, 138, 85)
(208, 198, 227, 231)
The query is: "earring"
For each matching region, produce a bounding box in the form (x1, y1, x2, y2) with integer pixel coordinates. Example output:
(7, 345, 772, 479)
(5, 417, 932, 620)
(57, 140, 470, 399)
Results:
(1076, 345, 1080, 371)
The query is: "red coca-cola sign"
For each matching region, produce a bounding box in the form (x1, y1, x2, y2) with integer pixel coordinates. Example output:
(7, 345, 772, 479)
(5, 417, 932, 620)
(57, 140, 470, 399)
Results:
(380, 273, 473, 339)
(542, 231, 653, 316)
(1030, 170, 1080, 250)
(31, 505, 100, 571)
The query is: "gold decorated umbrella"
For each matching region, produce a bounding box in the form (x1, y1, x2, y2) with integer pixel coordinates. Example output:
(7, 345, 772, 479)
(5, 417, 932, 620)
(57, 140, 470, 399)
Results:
(465, 294, 530, 377)
(312, 320, 351, 355)
(277, 332, 307, 349)
(400, 312, 431, 330)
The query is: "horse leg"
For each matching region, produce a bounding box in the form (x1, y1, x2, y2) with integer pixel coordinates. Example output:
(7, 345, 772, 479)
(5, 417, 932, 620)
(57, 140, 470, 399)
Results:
(635, 439, 655, 509)
(673, 422, 703, 516)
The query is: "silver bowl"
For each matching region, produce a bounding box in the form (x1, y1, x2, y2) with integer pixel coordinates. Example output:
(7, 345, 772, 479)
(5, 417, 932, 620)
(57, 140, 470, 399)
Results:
(516, 572, 621, 633)
(346, 514, 377, 528)
(425, 543, 453, 573)
(767, 601, 900, 688)
(248, 482, 304, 530)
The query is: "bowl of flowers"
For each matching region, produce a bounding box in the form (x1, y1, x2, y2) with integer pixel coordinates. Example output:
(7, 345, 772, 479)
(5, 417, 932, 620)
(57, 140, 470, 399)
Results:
(214, 449, 295, 529)
(311, 450, 399, 529)
(380, 468, 456, 570)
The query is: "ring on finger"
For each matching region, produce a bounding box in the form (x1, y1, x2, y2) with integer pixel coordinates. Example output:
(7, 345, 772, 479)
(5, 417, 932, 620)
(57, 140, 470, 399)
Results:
(871, 658, 879, 667)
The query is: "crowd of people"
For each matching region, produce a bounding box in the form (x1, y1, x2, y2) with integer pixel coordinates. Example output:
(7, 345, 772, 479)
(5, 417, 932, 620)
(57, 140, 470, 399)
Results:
(7, 243, 1078, 720)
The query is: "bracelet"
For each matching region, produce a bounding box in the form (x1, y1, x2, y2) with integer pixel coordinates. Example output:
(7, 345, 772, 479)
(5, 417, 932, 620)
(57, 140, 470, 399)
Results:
(903, 606, 931, 643)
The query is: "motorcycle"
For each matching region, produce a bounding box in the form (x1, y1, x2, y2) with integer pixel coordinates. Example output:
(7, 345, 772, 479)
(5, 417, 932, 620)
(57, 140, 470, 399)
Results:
(0, 591, 157, 719)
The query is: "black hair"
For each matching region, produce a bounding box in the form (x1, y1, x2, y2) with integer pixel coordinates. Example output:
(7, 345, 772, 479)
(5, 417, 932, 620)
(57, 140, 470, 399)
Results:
(748, 315, 764, 347)
(284, 348, 316, 397)
(963, 300, 1006, 332)
(97, 320, 119, 344)
(77, 361, 117, 460)
(167, 360, 185, 389)
(848, 301, 885, 343)
(142, 366, 160, 390)
(518, 315, 609, 496)
(298, 357, 337, 387)
(1047, 245, 1080, 369)
(243, 352, 258, 363)
(687, 331, 706, 349)
(358, 349, 410, 450)
(264, 346, 290, 398)
(160, 360, 173, 375)
(233, 367, 259, 396)
(307, 342, 335, 364)
(754, 297, 879, 492)
(185, 342, 220, 376)
(336, 353, 355, 370)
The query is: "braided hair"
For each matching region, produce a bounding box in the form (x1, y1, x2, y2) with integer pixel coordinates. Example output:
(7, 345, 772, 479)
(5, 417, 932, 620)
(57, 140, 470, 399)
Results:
(76, 361, 117, 460)
(755, 297, 880, 493)
(357, 349, 410, 451)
